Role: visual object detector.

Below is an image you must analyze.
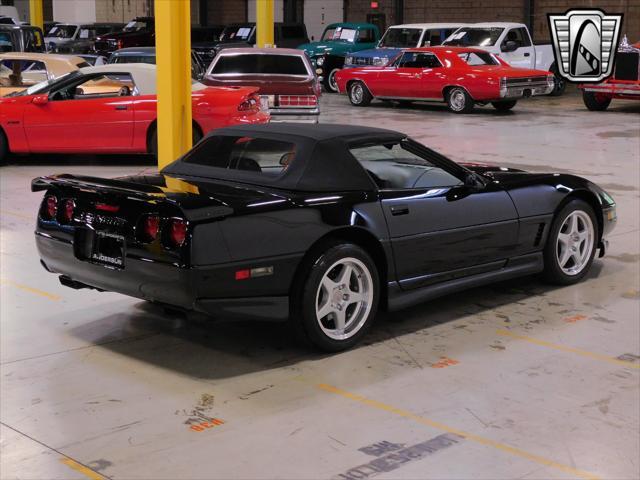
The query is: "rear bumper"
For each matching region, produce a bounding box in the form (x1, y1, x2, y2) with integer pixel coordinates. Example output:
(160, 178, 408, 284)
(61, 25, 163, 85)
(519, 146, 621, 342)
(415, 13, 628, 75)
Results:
(36, 233, 290, 321)
(269, 108, 320, 123)
(581, 82, 640, 98)
(500, 83, 554, 99)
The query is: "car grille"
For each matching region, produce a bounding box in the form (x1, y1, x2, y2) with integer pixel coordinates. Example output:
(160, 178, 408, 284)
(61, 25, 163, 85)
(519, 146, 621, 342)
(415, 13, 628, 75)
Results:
(613, 51, 639, 81)
(94, 39, 117, 52)
(505, 76, 549, 87)
(193, 48, 215, 66)
(350, 57, 374, 66)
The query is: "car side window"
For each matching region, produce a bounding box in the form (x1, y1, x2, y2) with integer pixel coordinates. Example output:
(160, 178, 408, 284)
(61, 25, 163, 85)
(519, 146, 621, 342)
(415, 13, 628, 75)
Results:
(398, 52, 442, 69)
(358, 28, 376, 43)
(79, 28, 95, 40)
(0, 59, 48, 88)
(421, 29, 446, 47)
(503, 28, 530, 49)
(349, 143, 462, 190)
(50, 73, 137, 101)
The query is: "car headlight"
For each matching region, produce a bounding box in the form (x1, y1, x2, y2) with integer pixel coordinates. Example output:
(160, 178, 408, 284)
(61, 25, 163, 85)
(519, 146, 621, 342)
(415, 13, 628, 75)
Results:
(316, 56, 325, 67)
(345, 55, 353, 65)
(372, 57, 388, 66)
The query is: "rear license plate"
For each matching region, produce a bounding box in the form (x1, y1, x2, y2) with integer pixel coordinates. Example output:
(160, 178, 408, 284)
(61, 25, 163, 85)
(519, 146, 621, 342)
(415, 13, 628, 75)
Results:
(90, 231, 125, 269)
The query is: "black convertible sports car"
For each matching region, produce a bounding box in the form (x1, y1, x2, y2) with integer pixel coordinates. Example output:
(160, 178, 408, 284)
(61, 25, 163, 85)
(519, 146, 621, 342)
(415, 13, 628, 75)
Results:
(32, 124, 617, 351)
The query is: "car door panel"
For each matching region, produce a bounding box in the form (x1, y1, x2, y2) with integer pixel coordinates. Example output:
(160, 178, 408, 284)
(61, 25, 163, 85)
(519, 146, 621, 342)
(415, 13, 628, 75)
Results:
(23, 97, 135, 152)
(381, 186, 520, 289)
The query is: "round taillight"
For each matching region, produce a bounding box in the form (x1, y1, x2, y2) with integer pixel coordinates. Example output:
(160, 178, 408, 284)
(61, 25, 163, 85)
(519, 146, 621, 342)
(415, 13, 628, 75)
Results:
(62, 199, 75, 223)
(142, 215, 160, 242)
(168, 219, 187, 247)
(44, 195, 57, 220)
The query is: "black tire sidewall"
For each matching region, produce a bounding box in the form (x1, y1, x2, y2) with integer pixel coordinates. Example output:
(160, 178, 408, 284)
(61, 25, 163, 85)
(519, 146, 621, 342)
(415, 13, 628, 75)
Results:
(583, 91, 611, 111)
(550, 65, 566, 96)
(543, 199, 599, 285)
(0, 130, 7, 165)
(297, 243, 379, 352)
(327, 68, 340, 93)
(348, 81, 371, 106)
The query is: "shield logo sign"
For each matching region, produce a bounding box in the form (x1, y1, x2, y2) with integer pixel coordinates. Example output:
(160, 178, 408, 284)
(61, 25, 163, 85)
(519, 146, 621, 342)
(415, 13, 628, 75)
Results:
(548, 9, 623, 83)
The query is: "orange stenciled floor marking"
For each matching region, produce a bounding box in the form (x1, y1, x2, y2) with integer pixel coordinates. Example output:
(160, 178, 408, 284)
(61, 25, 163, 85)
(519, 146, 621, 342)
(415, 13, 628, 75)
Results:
(431, 357, 459, 368)
(190, 418, 225, 432)
(564, 314, 588, 323)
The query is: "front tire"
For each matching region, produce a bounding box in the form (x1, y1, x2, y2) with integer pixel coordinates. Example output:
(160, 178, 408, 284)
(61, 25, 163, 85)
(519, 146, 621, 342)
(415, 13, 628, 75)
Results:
(582, 91, 612, 111)
(492, 100, 517, 111)
(293, 243, 379, 352)
(549, 64, 566, 96)
(446, 87, 474, 113)
(348, 81, 372, 107)
(543, 199, 598, 285)
(324, 68, 341, 93)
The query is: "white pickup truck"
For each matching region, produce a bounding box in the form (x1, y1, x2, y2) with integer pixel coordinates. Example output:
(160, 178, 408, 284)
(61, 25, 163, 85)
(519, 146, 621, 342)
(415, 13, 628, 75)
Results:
(444, 22, 565, 95)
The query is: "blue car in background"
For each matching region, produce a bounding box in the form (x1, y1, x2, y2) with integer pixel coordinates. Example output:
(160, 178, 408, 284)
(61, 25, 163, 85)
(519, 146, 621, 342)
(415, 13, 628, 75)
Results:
(343, 23, 466, 68)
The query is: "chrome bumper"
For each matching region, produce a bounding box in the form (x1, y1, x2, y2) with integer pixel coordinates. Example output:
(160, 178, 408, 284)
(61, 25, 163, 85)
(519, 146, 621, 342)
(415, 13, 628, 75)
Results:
(582, 83, 640, 96)
(501, 83, 554, 98)
(268, 108, 320, 123)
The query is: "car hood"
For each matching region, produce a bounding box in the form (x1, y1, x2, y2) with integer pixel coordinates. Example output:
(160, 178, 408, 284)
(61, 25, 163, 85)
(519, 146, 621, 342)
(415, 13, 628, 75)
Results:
(97, 30, 151, 41)
(298, 41, 352, 57)
(45, 37, 71, 44)
(202, 74, 315, 95)
(350, 47, 402, 59)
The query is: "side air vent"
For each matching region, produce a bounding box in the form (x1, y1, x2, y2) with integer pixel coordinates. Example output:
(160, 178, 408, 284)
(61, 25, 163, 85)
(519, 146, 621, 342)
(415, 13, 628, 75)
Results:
(534, 223, 545, 246)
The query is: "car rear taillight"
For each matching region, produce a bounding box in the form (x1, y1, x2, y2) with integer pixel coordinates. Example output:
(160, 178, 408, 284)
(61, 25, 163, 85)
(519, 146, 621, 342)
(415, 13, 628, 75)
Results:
(278, 95, 318, 107)
(43, 195, 57, 220)
(61, 199, 75, 223)
(117, 39, 124, 49)
(139, 215, 160, 243)
(166, 218, 187, 248)
(238, 94, 261, 112)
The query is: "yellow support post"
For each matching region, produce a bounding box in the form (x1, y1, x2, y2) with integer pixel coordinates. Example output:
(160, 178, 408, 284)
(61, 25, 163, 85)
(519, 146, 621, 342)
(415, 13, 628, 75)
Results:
(29, 0, 43, 30)
(154, 0, 192, 174)
(256, 0, 275, 47)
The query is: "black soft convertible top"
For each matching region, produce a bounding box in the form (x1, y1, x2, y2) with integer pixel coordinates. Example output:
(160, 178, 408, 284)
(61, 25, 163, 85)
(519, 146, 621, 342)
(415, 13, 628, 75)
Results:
(162, 123, 405, 192)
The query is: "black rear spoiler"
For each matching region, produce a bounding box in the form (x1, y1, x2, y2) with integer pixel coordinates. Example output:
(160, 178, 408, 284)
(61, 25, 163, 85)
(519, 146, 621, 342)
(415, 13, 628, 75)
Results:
(31, 174, 234, 222)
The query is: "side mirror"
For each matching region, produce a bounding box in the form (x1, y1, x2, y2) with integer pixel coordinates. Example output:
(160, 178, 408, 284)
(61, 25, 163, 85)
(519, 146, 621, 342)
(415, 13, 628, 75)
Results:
(501, 40, 518, 52)
(32, 94, 48, 105)
(464, 172, 485, 189)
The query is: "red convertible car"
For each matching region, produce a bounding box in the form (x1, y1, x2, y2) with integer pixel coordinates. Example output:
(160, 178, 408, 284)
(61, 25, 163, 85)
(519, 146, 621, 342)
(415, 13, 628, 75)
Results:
(335, 46, 555, 113)
(0, 64, 270, 163)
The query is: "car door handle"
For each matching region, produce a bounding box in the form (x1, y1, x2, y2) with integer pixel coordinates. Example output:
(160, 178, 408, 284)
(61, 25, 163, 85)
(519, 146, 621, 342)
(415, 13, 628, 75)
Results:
(390, 204, 409, 216)
(115, 105, 127, 111)
(524, 52, 530, 57)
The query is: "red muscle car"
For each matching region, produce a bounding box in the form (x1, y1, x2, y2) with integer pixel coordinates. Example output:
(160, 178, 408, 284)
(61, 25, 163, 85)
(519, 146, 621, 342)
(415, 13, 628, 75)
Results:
(0, 63, 269, 163)
(335, 46, 555, 113)
(580, 38, 640, 111)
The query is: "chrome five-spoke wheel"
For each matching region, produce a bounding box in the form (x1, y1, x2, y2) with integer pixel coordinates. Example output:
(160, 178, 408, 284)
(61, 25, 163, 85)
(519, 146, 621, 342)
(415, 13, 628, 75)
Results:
(315, 257, 374, 341)
(556, 210, 595, 276)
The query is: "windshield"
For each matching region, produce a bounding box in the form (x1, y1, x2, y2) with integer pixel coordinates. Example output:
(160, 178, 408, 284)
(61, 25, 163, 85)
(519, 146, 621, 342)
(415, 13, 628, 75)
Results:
(0, 32, 13, 51)
(379, 28, 422, 48)
(10, 71, 80, 97)
(124, 20, 148, 32)
(220, 26, 254, 42)
(211, 54, 308, 75)
(48, 25, 77, 39)
(321, 27, 357, 42)
(444, 27, 504, 47)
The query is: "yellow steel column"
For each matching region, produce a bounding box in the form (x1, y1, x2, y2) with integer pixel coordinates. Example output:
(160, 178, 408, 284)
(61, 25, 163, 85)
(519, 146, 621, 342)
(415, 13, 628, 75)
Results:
(29, 0, 44, 30)
(155, 0, 192, 172)
(256, 0, 275, 47)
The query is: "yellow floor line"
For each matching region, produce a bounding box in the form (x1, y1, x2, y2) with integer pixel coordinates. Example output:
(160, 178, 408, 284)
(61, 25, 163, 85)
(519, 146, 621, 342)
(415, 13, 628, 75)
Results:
(317, 383, 600, 480)
(496, 329, 639, 370)
(60, 458, 106, 480)
(0, 279, 61, 301)
(0, 209, 32, 220)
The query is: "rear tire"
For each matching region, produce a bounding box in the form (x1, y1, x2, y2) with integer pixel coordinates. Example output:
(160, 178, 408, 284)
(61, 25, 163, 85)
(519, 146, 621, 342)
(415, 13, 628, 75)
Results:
(348, 81, 372, 107)
(148, 124, 203, 158)
(291, 242, 379, 352)
(446, 87, 474, 113)
(543, 199, 598, 285)
(582, 91, 612, 111)
(0, 129, 7, 165)
(492, 100, 517, 111)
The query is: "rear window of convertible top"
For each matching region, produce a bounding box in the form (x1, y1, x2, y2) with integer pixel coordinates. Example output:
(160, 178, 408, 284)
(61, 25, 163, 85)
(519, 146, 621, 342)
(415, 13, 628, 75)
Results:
(183, 135, 297, 177)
